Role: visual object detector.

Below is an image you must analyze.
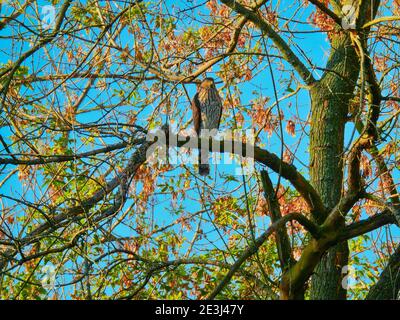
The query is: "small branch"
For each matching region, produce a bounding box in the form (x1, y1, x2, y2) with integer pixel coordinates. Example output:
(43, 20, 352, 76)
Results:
(362, 16, 400, 29)
(220, 0, 316, 85)
(366, 144, 400, 208)
(364, 193, 400, 226)
(0, 141, 139, 165)
(307, 0, 342, 27)
(0, 0, 35, 31)
(0, 139, 154, 272)
(0, 0, 72, 94)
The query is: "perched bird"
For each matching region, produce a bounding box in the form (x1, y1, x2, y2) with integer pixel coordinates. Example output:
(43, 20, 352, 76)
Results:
(191, 77, 223, 176)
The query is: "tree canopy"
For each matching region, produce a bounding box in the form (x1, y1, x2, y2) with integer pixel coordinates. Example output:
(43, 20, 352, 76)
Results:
(0, 0, 399, 299)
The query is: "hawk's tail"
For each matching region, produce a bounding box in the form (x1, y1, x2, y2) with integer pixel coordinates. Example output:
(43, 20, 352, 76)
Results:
(198, 148, 210, 176)
(199, 163, 210, 176)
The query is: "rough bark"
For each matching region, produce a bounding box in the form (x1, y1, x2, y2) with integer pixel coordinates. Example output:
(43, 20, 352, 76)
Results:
(366, 245, 400, 300)
(309, 33, 360, 299)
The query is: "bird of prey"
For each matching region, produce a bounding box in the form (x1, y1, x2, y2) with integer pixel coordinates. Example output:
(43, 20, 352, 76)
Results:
(191, 77, 223, 176)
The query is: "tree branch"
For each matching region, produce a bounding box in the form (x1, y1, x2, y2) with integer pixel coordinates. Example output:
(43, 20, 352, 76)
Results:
(337, 209, 396, 242)
(0, 0, 72, 95)
(219, 0, 316, 85)
(260, 170, 294, 271)
(0, 140, 153, 271)
(168, 132, 325, 214)
(366, 244, 400, 299)
(207, 212, 320, 299)
(0, 141, 140, 165)
(362, 16, 400, 29)
(307, 0, 342, 27)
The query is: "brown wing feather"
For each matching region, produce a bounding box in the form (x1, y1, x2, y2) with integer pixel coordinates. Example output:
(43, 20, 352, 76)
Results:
(191, 93, 201, 135)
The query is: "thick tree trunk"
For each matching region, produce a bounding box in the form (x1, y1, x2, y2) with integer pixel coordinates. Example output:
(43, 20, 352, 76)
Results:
(309, 33, 359, 300)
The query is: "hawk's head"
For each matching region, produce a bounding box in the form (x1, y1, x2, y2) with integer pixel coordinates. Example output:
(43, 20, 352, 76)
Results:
(199, 77, 216, 89)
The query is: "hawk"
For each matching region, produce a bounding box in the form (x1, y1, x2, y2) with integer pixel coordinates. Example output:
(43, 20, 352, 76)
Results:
(191, 77, 223, 176)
